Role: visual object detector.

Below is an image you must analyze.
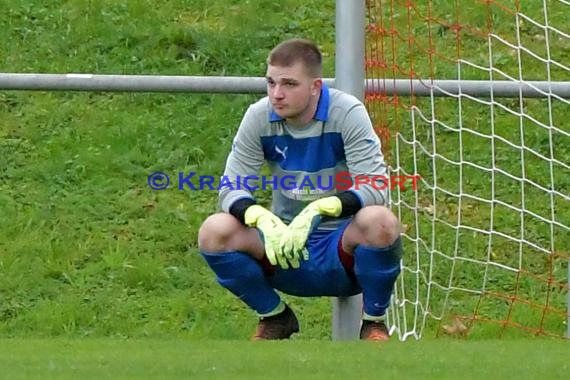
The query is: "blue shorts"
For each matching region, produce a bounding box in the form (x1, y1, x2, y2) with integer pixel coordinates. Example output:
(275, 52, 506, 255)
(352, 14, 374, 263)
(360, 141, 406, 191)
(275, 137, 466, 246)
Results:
(265, 220, 362, 297)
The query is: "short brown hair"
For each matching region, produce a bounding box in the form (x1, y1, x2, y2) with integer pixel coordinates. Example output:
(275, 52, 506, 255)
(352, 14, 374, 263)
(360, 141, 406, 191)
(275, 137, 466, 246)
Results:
(267, 38, 322, 77)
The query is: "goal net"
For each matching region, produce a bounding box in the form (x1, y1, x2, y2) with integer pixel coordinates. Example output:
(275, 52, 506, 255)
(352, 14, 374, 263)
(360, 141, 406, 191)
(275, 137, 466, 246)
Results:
(364, 0, 570, 339)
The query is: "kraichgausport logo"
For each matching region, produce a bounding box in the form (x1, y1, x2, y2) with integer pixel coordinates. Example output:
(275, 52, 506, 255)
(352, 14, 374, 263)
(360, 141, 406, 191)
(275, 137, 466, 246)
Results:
(147, 172, 421, 191)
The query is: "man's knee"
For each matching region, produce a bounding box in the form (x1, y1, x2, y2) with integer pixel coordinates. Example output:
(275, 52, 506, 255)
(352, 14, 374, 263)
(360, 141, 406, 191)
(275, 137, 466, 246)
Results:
(352, 205, 401, 247)
(198, 213, 244, 252)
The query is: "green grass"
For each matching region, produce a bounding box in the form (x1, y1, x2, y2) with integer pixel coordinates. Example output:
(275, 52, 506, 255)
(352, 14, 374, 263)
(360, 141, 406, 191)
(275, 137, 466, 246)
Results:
(1, 338, 568, 379)
(0, 0, 338, 341)
(0, 0, 568, 349)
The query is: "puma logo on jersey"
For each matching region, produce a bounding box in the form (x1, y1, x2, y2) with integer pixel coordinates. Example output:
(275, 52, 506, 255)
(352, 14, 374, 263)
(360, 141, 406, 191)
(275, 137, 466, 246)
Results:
(275, 145, 288, 160)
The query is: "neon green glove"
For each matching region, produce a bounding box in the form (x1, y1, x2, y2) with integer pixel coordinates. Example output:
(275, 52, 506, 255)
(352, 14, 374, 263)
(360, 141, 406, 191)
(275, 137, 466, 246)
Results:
(244, 205, 299, 269)
(279, 196, 343, 263)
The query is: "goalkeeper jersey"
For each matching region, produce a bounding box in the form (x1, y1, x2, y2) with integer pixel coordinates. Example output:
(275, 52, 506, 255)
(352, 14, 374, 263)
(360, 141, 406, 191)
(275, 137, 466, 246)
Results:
(219, 84, 388, 230)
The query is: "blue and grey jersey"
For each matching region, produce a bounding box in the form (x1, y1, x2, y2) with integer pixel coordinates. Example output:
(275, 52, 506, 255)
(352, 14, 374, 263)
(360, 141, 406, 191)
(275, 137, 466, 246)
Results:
(219, 84, 388, 229)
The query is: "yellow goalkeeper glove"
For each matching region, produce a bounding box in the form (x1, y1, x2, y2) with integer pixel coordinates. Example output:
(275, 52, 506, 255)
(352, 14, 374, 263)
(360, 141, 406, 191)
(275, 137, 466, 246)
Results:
(244, 205, 299, 269)
(279, 196, 343, 263)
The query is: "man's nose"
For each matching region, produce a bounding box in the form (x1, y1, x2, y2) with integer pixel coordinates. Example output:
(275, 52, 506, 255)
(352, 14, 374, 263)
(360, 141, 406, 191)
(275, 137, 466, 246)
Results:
(272, 84, 285, 98)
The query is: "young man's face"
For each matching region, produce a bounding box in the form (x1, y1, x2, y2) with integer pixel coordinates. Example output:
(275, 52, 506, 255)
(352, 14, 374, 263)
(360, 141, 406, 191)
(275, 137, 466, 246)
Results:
(266, 61, 321, 124)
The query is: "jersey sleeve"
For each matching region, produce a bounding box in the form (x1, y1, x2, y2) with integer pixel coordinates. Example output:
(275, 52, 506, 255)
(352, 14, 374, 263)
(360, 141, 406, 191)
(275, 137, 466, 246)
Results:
(218, 105, 265, 213)
(341, 103, 389, 206)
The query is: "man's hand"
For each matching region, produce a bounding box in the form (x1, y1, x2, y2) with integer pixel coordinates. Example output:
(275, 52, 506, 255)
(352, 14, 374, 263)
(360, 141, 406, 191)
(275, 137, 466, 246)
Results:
(244, 205, 299, 269)
(279, 196, 343, 263)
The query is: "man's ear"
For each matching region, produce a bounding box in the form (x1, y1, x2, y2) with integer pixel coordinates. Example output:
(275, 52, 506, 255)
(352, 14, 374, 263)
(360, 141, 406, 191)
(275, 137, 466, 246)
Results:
(311, 78, 323, 96)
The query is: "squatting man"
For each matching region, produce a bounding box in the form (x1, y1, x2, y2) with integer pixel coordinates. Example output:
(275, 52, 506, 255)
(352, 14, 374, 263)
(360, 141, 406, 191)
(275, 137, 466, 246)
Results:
(198, 38, 403, 341)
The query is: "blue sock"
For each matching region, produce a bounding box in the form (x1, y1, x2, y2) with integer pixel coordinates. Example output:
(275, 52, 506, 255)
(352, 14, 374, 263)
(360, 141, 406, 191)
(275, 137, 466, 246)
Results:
(353, 237, 402, 318)
(200, 251, 281, 315)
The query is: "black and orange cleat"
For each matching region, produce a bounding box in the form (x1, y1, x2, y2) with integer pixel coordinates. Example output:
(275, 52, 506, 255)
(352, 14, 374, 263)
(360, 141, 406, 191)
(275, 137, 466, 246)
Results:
(360, 320, 390, 341)
(252, 304, 300, 340)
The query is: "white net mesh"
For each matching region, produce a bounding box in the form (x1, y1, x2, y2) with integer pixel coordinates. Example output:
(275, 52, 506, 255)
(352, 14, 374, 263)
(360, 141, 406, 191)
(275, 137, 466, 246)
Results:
(365, 0, 570, 340)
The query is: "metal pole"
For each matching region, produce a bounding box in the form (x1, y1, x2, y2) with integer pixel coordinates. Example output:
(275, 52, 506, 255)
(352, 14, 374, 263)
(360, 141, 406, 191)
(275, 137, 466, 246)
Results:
(365, 78, 570, 99)
(332, 0, 366, 341)
(0, 74, 271, 93)
(1, 73, 570, 98)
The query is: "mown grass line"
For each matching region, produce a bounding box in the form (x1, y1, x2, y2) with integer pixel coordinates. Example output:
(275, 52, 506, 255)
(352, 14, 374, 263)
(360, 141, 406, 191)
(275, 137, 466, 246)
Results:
(0, 338, 568, 379)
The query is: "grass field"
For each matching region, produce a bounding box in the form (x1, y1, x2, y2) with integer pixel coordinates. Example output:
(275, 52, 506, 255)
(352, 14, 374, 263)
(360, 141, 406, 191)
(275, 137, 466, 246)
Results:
(0, 0, 340, 341)
(0, 0, 569, 376)
(1, 338, 568, 379)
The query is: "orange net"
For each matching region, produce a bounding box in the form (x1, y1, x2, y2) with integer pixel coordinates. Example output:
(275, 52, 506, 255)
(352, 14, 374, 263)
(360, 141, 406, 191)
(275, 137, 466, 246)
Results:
(365, 0, 570, 340)
(364, 0, 524, 160)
